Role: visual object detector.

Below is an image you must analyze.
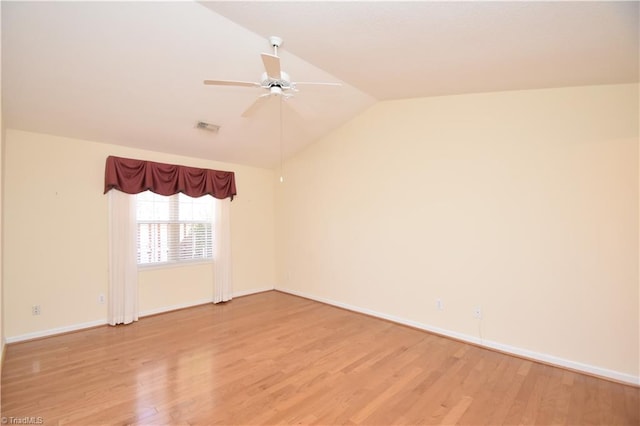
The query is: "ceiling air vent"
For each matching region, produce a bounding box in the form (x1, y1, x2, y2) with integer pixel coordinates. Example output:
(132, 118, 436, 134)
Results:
(196, 121, 220, 133)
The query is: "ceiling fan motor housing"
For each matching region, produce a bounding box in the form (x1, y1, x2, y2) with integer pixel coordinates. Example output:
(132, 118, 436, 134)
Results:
(261, 71, 291, 90)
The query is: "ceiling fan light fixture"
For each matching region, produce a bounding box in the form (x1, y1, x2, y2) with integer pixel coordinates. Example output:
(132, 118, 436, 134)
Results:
(270, 86, 283, 96)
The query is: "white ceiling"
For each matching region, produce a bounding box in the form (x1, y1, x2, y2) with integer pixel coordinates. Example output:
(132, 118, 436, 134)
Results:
(207, 1, 640, 100)
(2, 1, 638, 169)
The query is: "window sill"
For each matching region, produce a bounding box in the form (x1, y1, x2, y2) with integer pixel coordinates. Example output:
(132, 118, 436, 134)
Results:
(137, 259, 213, 272)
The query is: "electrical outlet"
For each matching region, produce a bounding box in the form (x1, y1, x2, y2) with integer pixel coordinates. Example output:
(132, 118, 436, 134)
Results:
(32, 305, 41, 316)
(473, 306, 482, 319)
(436, 299, 444, 310)
(98, 294, 105, 304)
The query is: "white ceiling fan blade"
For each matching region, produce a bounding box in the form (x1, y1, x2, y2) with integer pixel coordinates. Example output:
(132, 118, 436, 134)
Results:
(241, 94, 270, 118)
(204, 79, 261, 88)
(261, 53, 281, 79)
(293, 82, 342, 87)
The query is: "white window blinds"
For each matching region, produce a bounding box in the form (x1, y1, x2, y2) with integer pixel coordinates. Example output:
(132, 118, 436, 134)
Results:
(136, 191, 214, 265)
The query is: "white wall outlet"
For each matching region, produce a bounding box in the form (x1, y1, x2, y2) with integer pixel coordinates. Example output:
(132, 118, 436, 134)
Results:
(473, 306, 482, 319)
(32, 305, 41, 316)
(436, 299, 444, 310)
(98, 293, 105, 304)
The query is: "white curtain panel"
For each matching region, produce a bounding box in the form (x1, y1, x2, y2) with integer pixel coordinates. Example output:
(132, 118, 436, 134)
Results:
(213, 197, 233, 303)
(108, 190, 139, 325)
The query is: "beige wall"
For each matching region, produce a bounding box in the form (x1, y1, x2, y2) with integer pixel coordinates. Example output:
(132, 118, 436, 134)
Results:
(3, 129, 276, 339)
(276, 84, 639, 381)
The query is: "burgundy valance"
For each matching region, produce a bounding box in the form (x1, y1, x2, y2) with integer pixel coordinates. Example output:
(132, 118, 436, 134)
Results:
(104, 156, 237, 200)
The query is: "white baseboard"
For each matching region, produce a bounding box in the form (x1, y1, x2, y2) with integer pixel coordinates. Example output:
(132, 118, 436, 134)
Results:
(6, 286, 276, 344)
(277, 287, 640, 386)
(140, 286, 274, 317)
(139, 298, 213, 317)
(5, 319, 108, 344)
(233, 285, 274, 298)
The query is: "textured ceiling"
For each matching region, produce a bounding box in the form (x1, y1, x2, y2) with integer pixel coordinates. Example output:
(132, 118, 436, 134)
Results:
(2, 1, 638, 169)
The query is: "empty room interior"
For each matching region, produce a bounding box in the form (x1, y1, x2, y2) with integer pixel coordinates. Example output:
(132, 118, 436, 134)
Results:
(0, 1, 639, 425)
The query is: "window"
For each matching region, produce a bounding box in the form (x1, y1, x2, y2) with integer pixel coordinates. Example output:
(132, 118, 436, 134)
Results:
(136, 191, 214, 265)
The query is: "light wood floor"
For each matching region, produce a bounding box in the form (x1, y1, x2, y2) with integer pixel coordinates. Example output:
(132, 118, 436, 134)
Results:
(1, 291, 638, 425)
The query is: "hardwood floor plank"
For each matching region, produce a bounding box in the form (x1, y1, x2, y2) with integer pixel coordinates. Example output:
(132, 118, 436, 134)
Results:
(1, 291, 637, 425)
(623, 385, 640, 425)
(440, 395, 473, 425)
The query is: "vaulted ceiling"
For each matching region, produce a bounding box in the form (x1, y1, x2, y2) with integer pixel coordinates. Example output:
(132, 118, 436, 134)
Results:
(2, 1, 638, 168)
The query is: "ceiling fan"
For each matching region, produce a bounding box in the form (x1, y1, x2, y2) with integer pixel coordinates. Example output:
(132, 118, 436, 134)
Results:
(204, 36, 341, 117)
